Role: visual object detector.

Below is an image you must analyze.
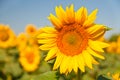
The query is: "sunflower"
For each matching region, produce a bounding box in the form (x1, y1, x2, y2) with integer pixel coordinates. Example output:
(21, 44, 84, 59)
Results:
(19, 46, 40, 72)
(17, 33, 28, 51)
(116, 36, 120, 53)
(112, 73, 120, 80)
(28, 37, 39, 47)
(106, 42, 117, 53)
(0, 24, 16, 48)
(25, 24, 37, 36)
(37, 5, 109, 74)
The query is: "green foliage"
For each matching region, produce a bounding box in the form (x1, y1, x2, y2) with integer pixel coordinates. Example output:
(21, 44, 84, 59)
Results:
(108, 34, 120, 42)
(0, 49, 7, 62)
(105, 26, 112, 31)
(33, 71, 58, 80)
(97, 75, 111, 80)
(19, 71, 58, 80)
(4, 62, 23, 77)
(38, 61, 51, 73)
(0, 46, 120, 80)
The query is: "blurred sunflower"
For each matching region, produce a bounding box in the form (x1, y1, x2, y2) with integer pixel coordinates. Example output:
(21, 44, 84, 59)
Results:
(112, 73, 120, 80)
(106, 42, 117, 53)
(0, 24, 16, 48)
(106, 36, 120, 54)
(19, 46, 40, 72)
(25, 24, 37, 36)
(17, 33, 28, 51)
(28, 37, 39, 47)
(37, 5, 109, 74)
(116, 36, 120, 53)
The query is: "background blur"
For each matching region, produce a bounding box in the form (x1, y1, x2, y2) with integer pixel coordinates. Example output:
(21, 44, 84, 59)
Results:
(0, 0, 120, 38)
(1, 0, 120, 80)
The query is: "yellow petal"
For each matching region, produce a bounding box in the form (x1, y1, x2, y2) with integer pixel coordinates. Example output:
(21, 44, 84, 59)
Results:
(83, 9, 98, 27)
(88, 39, 104, 52)
(68, 57, 73, 73)
(60, 55, 69, 74)
(38, 39, 56, 44)
(82, 50, 93, 69)
(87, 47, 105, 59)
(55, 6, 67, 24)
(39, 43, 56, 50)
(93, 31, 105, 40)
(37, 33, 57, 39)
(75, 7, 84, 24)
(66, 4, 75, 24)
(72, 56, 78, 73)
(90, 40, 109, 48)
(67, 57, 76, 73)
(87, 24, 105, 36)
(55, 6, 63, 21)
(53, 52, 63, 70)
(81, 7, 88, 24)
(48, 13, 62, 29)
(91, 56, 99, 65)
(40, 27, 57, 33)
(59, 6, 69, 24)
(77, 54, 85, 72)
(112, 73, 120, 80)
(96, 41, 110, 48)
(87, 24, 106, 40)
(45, 47, 58, 61)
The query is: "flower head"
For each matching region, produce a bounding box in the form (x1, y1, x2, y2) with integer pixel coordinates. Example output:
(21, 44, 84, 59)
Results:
(0, 24, 16, 48)
(17, 33, 28, 51)
(37, 5, 109, 74)
(25, 24, 37, 36)
(17, 31, 39, 51)
(112, 73, 120, 80)
(19, 46, 40, 72)
(106, 42, 117, 53)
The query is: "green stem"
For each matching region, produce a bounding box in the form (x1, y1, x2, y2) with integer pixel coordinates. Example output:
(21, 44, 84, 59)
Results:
(77, 69, 81, 80)
(7, 74, 12, 80)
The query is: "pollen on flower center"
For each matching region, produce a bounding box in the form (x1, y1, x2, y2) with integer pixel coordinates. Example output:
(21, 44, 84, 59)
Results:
(26, 52, 35, 64)
(0, 31, 9, 41)
(30, 28, 35, 33)
(57, 24, 88, 56)
(63, 31, 82, 45)
(67, 35, 76, 44)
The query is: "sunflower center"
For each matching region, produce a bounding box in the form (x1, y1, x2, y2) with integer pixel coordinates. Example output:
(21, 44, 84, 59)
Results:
(62, 31, 82, 46)
(26, 52, 35, 64)
(30, 28, 35, 33)
(57, 24, 88, 56)
(0, 31, 9, 41)
(65, 32, 78, 45)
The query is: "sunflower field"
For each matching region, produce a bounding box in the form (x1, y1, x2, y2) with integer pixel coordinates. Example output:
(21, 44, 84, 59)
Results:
(0, 5, 120, 80)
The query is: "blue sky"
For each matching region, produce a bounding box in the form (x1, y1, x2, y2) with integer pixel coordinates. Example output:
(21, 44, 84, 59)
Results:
(0, 0, 120, 38)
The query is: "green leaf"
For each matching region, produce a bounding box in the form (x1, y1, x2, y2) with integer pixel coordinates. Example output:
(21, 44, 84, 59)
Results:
(0, 53, 6, 62)
(97, 75, 111, 80)
(105, 26, 112, 31)
(0, 49, 7, 62)
(0, 63, 5, 71)
(38, 61, 51, 73)
(0, 78, 3, 80)
(7, 47, 19, 55)
(18, 73, 32, 80)
(4, 62, 23, 77)
(33, 71, 58, 80)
